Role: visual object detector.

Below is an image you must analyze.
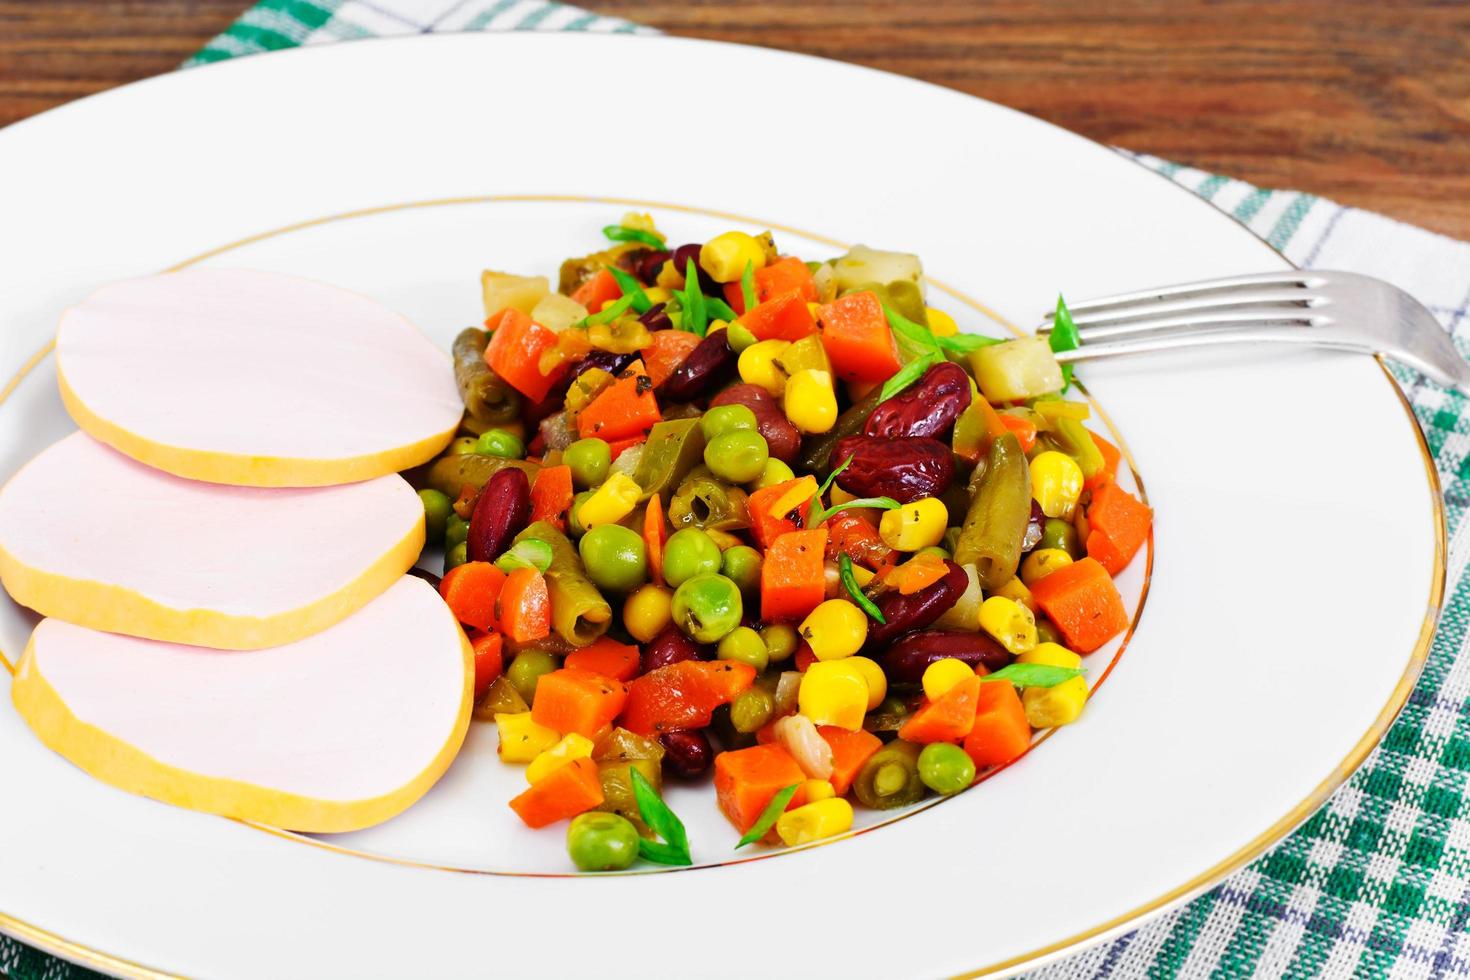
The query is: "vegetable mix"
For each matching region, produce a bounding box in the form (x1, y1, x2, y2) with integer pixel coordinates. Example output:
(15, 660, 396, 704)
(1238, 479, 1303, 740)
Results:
(414, 215, 1152, 870)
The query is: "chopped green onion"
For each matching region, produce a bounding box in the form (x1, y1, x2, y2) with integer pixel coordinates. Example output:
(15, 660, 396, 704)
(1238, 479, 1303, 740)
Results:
(1048, 295, 1081, 391)
(607, 266, 653, 314)
(878, 349, 945, 403)
(602, 224, 665, 250)
(808, 495, 900, 528)
(883, 304, 1000, 354)
(804, 456, 851, 522)
(839, 554, 886, 625)
(706, 297, 739, 322)
(579, 292, 638, 328)
(631, 767, 691, 866)
(681, 257, 708, 337)
(494, 538, 554, 574)
(735, 783, 799, 849)
(981, 663, 1085, 688)
(740, 260, 758, 313)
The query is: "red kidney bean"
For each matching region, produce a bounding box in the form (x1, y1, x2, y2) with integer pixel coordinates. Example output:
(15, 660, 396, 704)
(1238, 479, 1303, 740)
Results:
(655, 332, 736, 403)
(881, 630, 1011, 684)
(709, 383, 802, 463)
(1021, 499, 1045, 554)
(660, 730, 714, 779)
(636, 250, 671, 285)
(640, 625, 709, 675)
(671, 243, 720, 294)
(639, 304, 672, 332)
(467, 468, 531, 563)
(577, 350, 637, 379)
(831, 436, 955, 504)
(861, 560, 969, 656)
(864, 362, 972, 439)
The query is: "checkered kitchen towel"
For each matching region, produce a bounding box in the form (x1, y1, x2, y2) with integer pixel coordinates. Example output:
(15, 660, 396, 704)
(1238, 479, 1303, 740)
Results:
(7, 2, 1470, 979)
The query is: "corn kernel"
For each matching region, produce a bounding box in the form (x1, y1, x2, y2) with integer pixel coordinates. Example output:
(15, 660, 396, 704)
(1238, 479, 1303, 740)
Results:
(978, 595, 1038, 654)
(495, 711, 561, 763)
(642, 286, 672, 305)
(655, 259, 684, 291)
(738, 339, 791, 395)
(776, 798, 854, 846)
(706, 319, 728, 335)
(578, 472, 641, 527)
(878, 497, 949, 551)
(798, 778, 836, 803)
(623, 584, 673, 643)
(1030, 451, 1084, 520)
(784, 369, 838, 434)
(754, 458, 796, 489)
(922, 658, 975, 701)
(993, 576, 1037, 614)
(1023, 680, 1087, 728)
(699, 231, 767, 283)
(1018, 641, 1081, 669)
(842, 655, 887, 709)
(926, 307, 959, 337)
(1021, 548, 1075, 586)
(828, 483, 859, 506)
(799, 599, 868, 661)
(587, 317, 651, 354)
(525, 733, 595, 784)
(798, 661, 869, 730)
(846, 563, 876, 588)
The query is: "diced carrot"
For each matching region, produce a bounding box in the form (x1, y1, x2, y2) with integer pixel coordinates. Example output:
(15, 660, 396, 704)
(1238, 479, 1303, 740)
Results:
(564, 637, 640, 683)
(885, 553, 949, 595)
(496, 567, 551, 644)
(1084, 431, 1123, 491)
(570, 269, 621, 311)
(817, 726, 883, 796)
(745, 476, 818, 549)
(754, 719, 780, 745)
(531, 667, 629, 737)
(714, 744, 806, 833)
(485, 308, 567, 403)
(1029, 557, 1128, 653)
(529, 464, 574, 531)
(823, 510, 895, 574)
(641, 329, 704, 388)
(577, 360, 661, 442)
(739, 291, 818, 342)
(470, 632, 504, 699)
(999, 414, 1038, 454)
(1085, 481, 1152, 575)
(761, 529, 829, 622)
(817, 291, 902, 383)
(620, 660, 756, 736)
(607, 435, 646, 460)
(508, 757, 604, 828)
(724, 256, 819, 315)
(964, 681, 1032, 769)
(898, 675, 982, 743)
(438, 561, 506, 632)
(644, 495, 667, 587)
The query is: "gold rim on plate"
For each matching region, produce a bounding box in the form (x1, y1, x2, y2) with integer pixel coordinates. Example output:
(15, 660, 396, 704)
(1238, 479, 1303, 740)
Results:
(0, 194, 1441, 980)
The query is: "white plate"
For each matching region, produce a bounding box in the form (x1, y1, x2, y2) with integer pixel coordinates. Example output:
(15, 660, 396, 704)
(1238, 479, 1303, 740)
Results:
(0, 33, 1442, 979)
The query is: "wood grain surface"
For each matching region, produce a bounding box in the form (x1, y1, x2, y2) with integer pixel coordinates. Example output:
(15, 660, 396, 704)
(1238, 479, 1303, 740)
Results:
(2, 0, 1469, 238)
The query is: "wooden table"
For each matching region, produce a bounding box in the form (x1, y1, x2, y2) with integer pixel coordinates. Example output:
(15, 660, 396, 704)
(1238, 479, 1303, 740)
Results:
(2, 1, 1469, 232)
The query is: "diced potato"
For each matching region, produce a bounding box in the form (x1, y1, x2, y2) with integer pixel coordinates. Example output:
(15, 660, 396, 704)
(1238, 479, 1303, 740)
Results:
(481, 270, 551, 319)
(531, 293, 589, 333)
(831, 244, 924, 295)
(969, 336, 1065, 402)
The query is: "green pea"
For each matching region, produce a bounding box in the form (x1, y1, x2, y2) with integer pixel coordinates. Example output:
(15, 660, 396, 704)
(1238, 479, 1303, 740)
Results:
(671, 573, 743, 643)
(418, 489, 452, 544)
(730, 686, 775, 733)
(448, 436, 479, 455)
(567, 490, 597, 538)
(566, 811, 640, 872)
(663, 528, 722, 587)
(506, 650, 559, 705)
(443, 540, 468, 574)
(1036, 617, 1062, 645)
(704, 430, 768, 484)
(725, 321, 759, 353)
(917, 742, 976, 796)
(753, 458, 796, 489)
(577, 524, 648, 593)
(565, 437, 612, 489)
(475, 429, 525, 459)
(1040, 518, 1082, 558)
(720, 545, 763, 595)
(717, 626, 769, 672)
(759, 623, 800, 663)
(700, 404, 758, 442)
(445, 513, 470, 549)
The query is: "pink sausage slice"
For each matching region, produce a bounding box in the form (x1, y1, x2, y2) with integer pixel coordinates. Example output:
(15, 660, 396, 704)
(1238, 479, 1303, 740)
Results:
(10, 577, 473, 833)
(56, 268, 463, 487)
(0, 432, 425, 650)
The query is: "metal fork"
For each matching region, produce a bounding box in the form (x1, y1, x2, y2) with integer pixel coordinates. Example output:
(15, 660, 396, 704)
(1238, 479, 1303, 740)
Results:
(1038, 270, 1470, 394)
